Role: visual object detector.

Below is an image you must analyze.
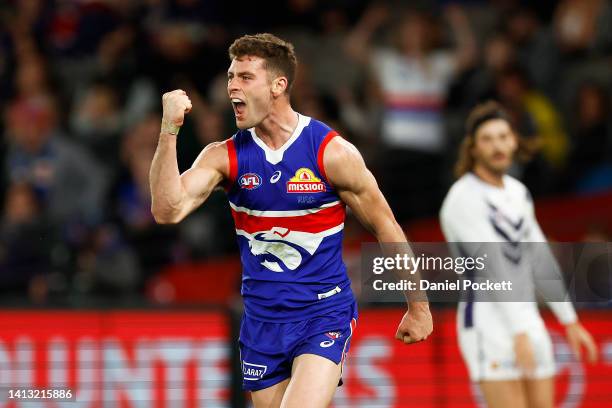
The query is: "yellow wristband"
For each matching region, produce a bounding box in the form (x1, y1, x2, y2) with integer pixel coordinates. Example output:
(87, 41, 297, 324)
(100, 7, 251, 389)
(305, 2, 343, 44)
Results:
(161, 121, 180, 135)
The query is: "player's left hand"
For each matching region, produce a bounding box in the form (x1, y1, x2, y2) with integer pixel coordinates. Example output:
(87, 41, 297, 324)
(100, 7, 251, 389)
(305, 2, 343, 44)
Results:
(565, 321, 598, 363)
(395, 302, 433, 344)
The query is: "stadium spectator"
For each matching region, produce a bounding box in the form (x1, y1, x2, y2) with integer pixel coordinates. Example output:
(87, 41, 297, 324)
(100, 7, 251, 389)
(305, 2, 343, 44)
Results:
(0, 182, 52, 296)
(4, 94, 108, 225)
(494, 65, 569, 195)
(455, 33, 517, 109)
(565, 81, 612, 193)
(0, 0, 610, 304)
(345, 3, 477, 220)
(503, 7, 561, 97)
(73, 223, 141, 297)
(70, 80, 123, 170)
(554, 0, 610, 54)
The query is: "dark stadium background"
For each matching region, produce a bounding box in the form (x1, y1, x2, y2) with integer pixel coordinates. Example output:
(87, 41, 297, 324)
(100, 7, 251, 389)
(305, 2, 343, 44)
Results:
(0, 0, 610, 407)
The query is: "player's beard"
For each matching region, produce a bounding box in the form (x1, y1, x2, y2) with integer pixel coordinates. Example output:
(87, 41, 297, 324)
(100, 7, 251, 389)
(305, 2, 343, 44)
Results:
(481, 153, 512, 176)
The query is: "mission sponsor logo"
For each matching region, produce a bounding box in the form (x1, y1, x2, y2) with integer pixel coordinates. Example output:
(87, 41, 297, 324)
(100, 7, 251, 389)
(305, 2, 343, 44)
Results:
(286, 168, 326, 193)
(239, 173, 262, 190)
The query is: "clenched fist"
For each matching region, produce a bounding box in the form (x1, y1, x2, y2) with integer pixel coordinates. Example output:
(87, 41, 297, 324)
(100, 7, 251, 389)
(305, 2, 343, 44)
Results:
(395, 302, 433, 344)
(161, 89, 192, 134)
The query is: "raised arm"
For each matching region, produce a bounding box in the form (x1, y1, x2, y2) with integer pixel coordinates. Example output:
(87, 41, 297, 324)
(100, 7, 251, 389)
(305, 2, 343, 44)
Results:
(444, 4, 477, 73)
(344, 3, 389, 64)
(149, 90, 230, 224)
(323, 136, 433, 343)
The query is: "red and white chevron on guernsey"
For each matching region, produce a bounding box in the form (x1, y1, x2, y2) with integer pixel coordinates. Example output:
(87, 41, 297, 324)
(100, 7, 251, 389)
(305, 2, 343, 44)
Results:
(229, 200, 345, 234)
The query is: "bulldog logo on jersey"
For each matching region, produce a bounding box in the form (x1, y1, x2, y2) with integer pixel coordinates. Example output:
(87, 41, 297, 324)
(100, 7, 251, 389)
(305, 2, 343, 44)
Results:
(238, 227, 325, 272)
(239, 173, 262, 190)
(325, 331, 342, 340)
(286, 168, 326, 193)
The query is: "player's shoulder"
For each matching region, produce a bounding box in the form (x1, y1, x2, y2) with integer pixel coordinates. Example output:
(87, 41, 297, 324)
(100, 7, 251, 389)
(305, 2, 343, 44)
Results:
(445, 173, 482, 203)
(305, 116, 348, 158)
(306, 116, 333, 137)
(318, 129, 364, 188)
(503, 174, 525, 189)
(229, 128, 252, 146)
(503, 174, 532, 201)
(187, 137, 232, 180)
(308, 117, 357, 162)
(440, 173, 483, 217)
(195, 137, 231, 169)
(324, 135, 360, 162)
(205, 137, 231, 154)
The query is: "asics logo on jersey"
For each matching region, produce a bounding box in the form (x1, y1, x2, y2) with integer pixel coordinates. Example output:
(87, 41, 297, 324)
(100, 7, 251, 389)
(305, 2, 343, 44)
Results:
(270, 170, 282, 183)
(286, 168, 326, 193)
(320, 340, 335, 348)
(239, 173, 262, 190)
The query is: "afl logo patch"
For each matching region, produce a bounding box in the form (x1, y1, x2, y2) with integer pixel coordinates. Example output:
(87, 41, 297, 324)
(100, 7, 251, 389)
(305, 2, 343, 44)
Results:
(286, 168, 326, 193)
(239, 173, 262, 190)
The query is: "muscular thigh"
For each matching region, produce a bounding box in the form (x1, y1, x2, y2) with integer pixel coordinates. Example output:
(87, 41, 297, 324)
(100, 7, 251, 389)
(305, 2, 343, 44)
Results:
(479, 380, 528, 408)
(251, 379, 290, 408)
(243, 305, 357, 408)
(280, 354, 342, 408)
(524, 377, 554, 408)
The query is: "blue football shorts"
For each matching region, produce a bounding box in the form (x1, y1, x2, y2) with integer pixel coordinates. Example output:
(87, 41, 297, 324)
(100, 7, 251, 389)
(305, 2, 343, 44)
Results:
(239, 301, 358, 391)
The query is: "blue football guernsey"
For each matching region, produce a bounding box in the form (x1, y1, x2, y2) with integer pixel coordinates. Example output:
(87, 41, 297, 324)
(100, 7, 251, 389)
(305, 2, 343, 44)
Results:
(225, 114, 355, 322)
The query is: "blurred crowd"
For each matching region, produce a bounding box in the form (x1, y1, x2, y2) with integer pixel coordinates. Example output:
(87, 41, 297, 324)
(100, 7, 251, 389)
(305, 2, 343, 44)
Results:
(0, 0, 611, 304)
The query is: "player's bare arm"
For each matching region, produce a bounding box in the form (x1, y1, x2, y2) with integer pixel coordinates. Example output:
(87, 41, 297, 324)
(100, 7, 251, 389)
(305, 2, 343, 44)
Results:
(565, 321, 598, 363)
(150, 89, 229, 224)
(323, 136, 433, 343)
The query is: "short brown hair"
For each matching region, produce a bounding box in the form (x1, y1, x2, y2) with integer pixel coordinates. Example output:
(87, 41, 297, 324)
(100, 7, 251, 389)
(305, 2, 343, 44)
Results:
(228, 33, 297, 93)
(454, 100, 535, 178)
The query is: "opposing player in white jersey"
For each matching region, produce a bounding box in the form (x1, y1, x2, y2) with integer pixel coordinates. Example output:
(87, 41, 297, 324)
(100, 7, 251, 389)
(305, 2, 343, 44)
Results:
(440, 101, 597, 408)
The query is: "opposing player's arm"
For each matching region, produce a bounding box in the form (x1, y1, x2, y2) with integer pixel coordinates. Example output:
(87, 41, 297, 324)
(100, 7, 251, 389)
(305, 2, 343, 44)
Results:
(150, 89, 229, 224)
(526, 194, 597, 363)
(526, 204, 578, 326)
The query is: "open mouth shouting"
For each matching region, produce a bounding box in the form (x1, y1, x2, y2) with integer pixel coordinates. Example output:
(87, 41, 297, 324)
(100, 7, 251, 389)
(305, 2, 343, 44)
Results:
(231, 97, 247, 120)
